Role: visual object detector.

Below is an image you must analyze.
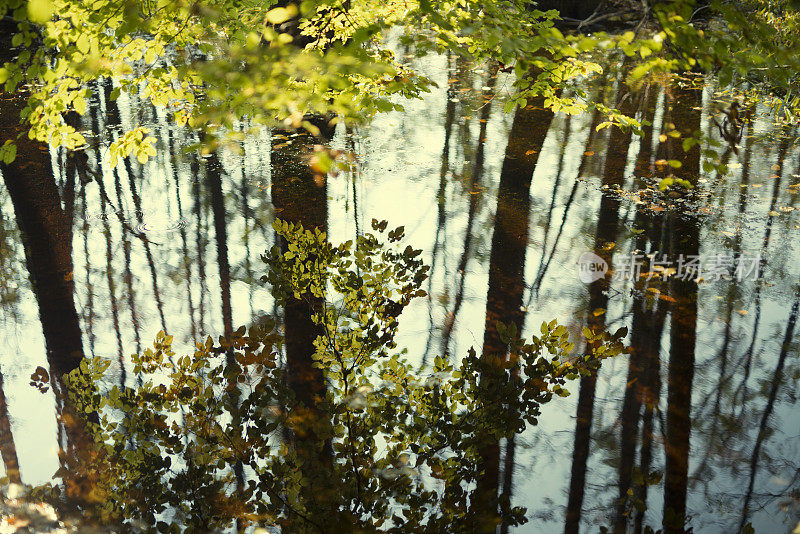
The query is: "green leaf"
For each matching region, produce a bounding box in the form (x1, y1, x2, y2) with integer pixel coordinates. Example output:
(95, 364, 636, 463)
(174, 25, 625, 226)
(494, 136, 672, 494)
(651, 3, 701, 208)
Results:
(27, 0, 54, 23)
(73, 95, 86, 115)
(266, 5, 298, 24)
(76, 34, 90, 54)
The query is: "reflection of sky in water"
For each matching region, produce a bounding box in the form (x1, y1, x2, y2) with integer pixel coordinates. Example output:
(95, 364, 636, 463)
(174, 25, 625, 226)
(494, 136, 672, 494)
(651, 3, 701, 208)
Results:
(0, 51, 799, 532)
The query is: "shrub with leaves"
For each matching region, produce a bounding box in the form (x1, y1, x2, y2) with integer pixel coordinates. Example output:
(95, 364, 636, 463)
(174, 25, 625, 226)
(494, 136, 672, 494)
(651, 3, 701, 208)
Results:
(52, 219, 626, 532)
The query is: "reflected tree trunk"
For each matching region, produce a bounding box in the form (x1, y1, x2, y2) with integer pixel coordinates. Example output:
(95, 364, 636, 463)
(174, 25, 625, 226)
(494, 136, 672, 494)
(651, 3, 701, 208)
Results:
(634, 298, 667, 534)
(170, 129, 198, 344)
(614, 84, 658, 533)
(0, 370, 21, 484)
(474, 95, 555, 532)
(104, 81, 168, 334)
(662, 78, 703, 534)
(270, 120, 337, 516)
(532, 81, 607, 297)
(0, 25, 90, 491)
(422, 55, 458, 366)
(271, 126, 330, 415)
(693, 106, 756, 488)
(241, 135, 255, 320)
(738, 282, 800, 531)
(203, 147, 246, 497)
(537, 114, 572, 263)
(206, 151, 234, 345)
(79, 182, 97, 358)
(85, 98, 126, 384)
(192, 152, 209, 337)
(0, 90, 83, 382)
(441, 64, 499, 360)
(565, 67, 635, 534)
(737, 132, 789, 408)
(99, 172, 126, 384)
(631, 90, 668, 534)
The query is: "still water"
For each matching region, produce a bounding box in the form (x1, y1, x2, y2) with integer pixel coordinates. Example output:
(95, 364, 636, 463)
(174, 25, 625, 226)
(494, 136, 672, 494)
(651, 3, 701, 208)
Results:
(1, 52, 799, 532)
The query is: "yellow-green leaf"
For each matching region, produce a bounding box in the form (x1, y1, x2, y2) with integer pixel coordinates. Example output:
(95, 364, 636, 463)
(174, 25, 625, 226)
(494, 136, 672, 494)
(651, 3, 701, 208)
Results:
(73, 95, 86, 114)
(266, 5, 298, 24)
(27, 0, 54, 23)
(76, 34, 90, 54)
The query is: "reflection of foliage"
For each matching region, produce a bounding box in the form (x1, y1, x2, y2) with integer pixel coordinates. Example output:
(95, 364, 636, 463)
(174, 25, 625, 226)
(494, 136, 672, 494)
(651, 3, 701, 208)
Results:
(41, 220, 627, 531)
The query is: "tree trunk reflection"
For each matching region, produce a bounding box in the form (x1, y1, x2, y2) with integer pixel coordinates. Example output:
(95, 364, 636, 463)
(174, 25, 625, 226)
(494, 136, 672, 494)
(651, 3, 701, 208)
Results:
(475, 95, 555, 531)
(662, 78, 703, 534)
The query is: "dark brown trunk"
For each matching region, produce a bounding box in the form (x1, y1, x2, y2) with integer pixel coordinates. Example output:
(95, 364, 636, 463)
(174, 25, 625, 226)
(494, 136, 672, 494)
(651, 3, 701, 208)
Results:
(662, 78, 703, 534)
(0, 94, 83, 380)
(475, 95, 555, 532)
(0, 26, 90, 492)
(270, 121, 336, 516)
(565, 67, 636, 534)
(614, 85, 659, 533)
(206, 152, 234, 343)
(271, 128, 330, 413)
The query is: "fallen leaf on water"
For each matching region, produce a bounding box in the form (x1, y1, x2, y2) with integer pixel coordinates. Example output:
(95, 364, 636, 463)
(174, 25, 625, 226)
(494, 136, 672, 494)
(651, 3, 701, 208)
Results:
(592, 308, 606, 317)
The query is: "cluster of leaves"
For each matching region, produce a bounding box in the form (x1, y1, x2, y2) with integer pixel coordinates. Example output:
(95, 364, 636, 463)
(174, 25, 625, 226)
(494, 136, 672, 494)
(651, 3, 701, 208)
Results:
(656, 0, 800, 104)
(1, 0, 799, 173)
(0, 0, 404, 159)
(39, 219, 626, 532)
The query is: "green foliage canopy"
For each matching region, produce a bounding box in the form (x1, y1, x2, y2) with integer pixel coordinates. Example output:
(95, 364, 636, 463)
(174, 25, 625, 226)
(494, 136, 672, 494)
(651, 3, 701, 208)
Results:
(2, 0, 799, 166)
